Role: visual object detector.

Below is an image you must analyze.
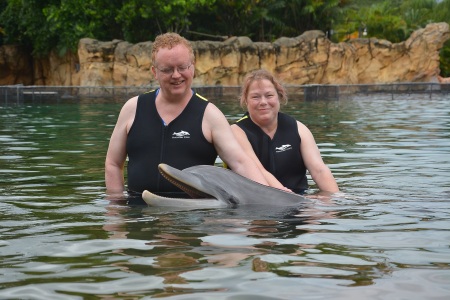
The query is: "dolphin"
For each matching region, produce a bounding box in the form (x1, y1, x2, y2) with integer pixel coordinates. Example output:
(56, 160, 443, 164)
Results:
(142, 163, 308, 208)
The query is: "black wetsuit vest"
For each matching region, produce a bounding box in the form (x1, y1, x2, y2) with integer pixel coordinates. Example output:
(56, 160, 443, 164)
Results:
(126, 90, 217, 197)
(235, 112, 308, 193)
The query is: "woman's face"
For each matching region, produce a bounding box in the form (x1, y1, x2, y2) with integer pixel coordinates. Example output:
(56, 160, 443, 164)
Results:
(246, 79, 280, 125)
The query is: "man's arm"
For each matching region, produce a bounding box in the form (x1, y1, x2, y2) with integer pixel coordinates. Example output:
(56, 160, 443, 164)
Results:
(231, 125, 291, 191)
(203, 104, 269, 186)
(105, 97, 137, 193)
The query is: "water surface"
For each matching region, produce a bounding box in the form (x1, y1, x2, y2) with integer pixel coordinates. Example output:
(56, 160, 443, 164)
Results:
(0, 93, 449, 299)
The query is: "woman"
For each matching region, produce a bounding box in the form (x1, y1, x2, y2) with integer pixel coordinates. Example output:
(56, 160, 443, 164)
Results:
(231, 69, 339, 194)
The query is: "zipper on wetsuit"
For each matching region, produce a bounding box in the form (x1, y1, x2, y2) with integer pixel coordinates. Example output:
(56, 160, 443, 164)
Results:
(157, 121, 168, 191)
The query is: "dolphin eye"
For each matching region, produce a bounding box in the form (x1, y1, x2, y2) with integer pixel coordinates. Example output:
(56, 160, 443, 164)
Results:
(215, 187, 239, 205)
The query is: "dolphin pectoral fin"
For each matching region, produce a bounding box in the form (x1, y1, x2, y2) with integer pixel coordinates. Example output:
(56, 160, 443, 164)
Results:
(142, 190, 226, 208)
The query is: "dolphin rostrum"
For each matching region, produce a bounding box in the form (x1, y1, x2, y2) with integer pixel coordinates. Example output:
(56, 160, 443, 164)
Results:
(142, 164, 307, 207)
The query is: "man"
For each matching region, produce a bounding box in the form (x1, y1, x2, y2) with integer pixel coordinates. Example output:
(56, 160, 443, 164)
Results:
(105, 32, 269, 201)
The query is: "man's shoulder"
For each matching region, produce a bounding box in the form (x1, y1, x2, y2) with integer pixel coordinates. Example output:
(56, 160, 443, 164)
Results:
(123, 95, 138, 107)
(194, 92, 209, 102)
(139, 89, 157, 100)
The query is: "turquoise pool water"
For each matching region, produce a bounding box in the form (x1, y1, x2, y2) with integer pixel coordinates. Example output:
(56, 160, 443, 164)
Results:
(0, 92, 449, 299)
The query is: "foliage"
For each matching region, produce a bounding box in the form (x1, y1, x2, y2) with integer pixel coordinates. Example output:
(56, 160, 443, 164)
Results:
(43, 0, 118, 56)
(0, 0, 52, 54)
(441, 40, 450, 77)
(116, 0, 216, 43)
(435, 0, 450, 77)
(189, 0, 345, 42)
(0, 0, 449, 74)
(333, 1, 407, 42)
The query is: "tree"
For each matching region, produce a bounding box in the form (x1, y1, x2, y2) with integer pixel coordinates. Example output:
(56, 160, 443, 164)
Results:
(189, 0, 346, 42)
(43, 0, 124, 56)
(434, 0, 450, 76)
(0, 0, 215, 55)
(0, 0, 448, 75)
(116, 0, 216, 43)
(333, 1, 407, 42)
(0, 0, 53, 55)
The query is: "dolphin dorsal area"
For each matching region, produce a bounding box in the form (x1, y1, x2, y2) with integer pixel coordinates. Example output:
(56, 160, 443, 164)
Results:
(142, 164, 307, 208)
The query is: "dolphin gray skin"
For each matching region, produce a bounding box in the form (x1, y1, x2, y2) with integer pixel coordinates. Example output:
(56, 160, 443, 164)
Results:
(142, 164, 307, 208)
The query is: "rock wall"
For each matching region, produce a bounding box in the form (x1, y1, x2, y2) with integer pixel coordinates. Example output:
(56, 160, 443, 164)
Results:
(1, 22, 449, 87)
(0, 45, 33, 85)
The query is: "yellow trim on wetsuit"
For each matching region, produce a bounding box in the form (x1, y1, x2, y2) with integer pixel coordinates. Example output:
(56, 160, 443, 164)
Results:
(236, 114, 249, 123)
(196, 93, 209, 101)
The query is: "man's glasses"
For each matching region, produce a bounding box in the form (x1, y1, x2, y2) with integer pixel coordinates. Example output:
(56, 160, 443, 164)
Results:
(154, 63, 193, 75)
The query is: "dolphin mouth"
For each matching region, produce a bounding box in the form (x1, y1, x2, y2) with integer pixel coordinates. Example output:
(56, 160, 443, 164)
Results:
(158, 164, 214, 199)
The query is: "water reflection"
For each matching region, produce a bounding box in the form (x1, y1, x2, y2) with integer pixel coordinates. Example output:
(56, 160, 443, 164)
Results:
(101, 198, 340, 294)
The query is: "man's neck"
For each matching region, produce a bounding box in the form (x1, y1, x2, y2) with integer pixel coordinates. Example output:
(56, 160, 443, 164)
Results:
(155, 89, 193, 124)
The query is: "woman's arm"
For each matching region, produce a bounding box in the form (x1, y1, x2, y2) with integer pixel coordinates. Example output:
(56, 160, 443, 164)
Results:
(297, 121, 339, 193)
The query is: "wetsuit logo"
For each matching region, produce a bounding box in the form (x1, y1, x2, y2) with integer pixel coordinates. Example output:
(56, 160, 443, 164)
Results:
(172, 130, 191, 138)
(275, 144, 292, 152)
